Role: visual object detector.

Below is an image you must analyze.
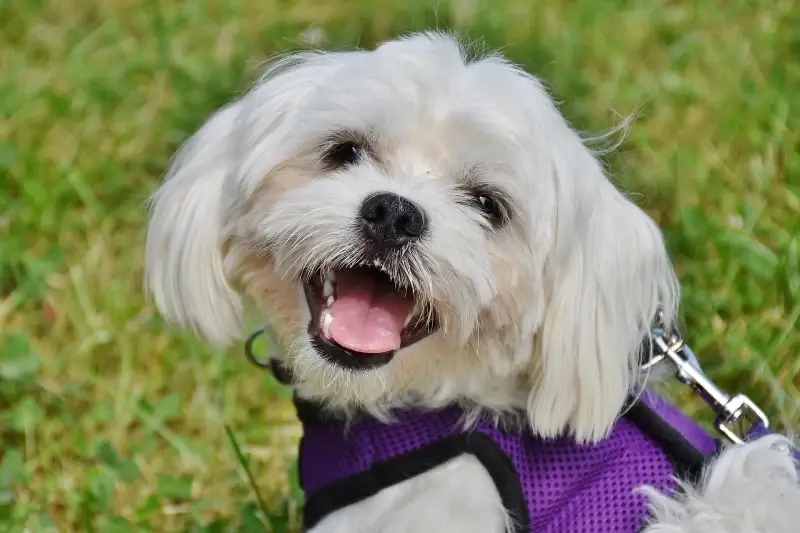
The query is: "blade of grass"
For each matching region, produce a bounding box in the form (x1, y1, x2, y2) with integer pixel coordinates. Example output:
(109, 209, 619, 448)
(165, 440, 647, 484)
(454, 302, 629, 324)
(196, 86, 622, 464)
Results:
(225, 425, 270, 528)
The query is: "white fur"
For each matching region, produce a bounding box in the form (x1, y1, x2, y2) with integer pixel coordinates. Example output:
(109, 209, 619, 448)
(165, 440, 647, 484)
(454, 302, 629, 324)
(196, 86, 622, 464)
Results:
(640, 435, 800, 533)
(144, 102, 244, 345)
(144, 32, 799, 532)
(311, 455, 509, 533)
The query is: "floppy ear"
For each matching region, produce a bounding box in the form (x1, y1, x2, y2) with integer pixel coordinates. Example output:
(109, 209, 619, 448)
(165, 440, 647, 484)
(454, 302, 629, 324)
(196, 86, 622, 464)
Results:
(144, 102, 244, 346)
(527, 135, 680, 443)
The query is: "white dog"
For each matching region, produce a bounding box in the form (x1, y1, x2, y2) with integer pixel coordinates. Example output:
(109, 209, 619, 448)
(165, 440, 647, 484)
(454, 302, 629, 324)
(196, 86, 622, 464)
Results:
(144, 32, 799, 532)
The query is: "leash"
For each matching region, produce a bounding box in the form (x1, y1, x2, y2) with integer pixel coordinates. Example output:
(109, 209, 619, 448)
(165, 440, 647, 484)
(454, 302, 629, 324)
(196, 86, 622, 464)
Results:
(643, 323, 770, 445)
(643, 322, 799, 464)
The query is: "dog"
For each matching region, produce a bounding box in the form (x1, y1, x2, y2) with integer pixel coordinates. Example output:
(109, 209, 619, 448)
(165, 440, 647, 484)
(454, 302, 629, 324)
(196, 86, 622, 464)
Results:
(144, 32, 799, 532)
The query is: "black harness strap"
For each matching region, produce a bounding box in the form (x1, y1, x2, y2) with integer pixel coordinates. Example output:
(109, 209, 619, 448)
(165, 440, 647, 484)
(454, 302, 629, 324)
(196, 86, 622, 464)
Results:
(302, 432, 529, 533)
(268, 360, 718, 531)
(623, 400, 716, 485)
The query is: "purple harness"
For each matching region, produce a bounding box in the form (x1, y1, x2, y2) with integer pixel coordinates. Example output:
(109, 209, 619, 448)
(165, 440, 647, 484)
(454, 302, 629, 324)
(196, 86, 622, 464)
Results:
(246, 328, 797, 533)
(295, 392, 717, 532)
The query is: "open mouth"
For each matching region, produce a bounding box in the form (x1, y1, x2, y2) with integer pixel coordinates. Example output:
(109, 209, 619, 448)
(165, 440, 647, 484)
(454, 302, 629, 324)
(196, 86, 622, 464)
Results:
(302, 265, 438, 370)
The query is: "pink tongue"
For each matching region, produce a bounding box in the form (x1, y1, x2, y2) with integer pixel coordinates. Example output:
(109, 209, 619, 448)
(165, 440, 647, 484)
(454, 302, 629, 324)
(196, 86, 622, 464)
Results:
(327, 270, 415, 354)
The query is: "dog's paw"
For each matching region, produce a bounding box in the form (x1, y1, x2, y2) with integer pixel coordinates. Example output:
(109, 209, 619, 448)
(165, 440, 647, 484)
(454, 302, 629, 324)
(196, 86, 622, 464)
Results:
(641, 435, 800, 533)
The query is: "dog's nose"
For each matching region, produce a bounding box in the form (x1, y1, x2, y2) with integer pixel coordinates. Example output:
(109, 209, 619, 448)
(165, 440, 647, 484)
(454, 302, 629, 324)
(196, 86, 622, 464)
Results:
(359, 192, 426, 249)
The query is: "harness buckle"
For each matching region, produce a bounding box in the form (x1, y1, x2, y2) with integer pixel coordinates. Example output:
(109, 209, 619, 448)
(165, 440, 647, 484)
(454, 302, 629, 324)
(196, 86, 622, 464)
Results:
(646, 319, 770, 444)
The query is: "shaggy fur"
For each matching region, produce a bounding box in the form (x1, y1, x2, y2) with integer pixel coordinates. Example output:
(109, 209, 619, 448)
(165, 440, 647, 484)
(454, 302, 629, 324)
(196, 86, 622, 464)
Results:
(144, 32, 800, 532)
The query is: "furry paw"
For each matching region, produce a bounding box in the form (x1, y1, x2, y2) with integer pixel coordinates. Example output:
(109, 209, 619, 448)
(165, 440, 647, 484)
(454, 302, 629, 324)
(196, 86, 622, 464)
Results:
(642, 435, 800, 533)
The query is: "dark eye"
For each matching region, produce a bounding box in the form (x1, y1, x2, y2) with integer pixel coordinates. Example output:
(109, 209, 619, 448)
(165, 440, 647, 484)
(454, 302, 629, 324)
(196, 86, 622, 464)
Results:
(475, 195, 500, 219)
(462, 184, 510, 229)
(323, 142, 362, 168)
(473, 193, 505, 226)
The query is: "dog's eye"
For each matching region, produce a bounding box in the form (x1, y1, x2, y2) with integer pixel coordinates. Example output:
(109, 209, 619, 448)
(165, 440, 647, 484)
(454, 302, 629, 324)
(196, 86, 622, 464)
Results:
(473, 194, 504, 225)
(475, 195, 500, 220)
(323, 142, 362, 168)
(463, 186, 510, 229)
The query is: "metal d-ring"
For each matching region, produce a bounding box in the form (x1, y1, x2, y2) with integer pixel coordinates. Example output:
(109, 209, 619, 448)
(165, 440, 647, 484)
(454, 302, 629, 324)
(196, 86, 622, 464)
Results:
(244, 328, 271, 369)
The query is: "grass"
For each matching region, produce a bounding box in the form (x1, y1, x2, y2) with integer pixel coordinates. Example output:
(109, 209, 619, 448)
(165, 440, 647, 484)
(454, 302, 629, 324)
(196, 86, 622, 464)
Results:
(1, 0, 798, 530)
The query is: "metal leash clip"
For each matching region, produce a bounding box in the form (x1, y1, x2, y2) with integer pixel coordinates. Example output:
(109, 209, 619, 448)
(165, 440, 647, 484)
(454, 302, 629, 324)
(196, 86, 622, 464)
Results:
(645, 323, 770, 444)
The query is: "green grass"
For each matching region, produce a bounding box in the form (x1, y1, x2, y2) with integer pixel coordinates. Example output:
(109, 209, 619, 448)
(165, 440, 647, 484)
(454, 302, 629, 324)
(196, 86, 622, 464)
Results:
(1, 0, 798, 530)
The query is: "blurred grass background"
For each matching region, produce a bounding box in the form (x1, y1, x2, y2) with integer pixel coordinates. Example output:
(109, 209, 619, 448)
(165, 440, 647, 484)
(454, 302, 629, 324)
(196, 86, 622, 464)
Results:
(1, 0, 798, 531)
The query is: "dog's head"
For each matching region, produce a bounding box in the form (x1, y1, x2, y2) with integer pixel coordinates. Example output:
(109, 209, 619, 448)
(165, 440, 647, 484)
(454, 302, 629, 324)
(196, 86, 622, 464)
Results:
(145, 33, 678, 442)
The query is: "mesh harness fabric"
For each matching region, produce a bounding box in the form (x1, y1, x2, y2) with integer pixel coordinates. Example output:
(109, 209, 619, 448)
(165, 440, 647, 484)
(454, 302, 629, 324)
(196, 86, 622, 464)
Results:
(295, 391, 719, 533)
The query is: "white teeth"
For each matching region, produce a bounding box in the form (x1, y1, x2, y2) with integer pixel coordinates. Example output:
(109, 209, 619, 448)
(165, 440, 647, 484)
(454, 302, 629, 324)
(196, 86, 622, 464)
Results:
(327, 295, 334, 307)
(404, 300, 423, 328)
(322, 311, 333, 338)
(323, 279, 334, 298)
(326, 269, 336, 282)
(373, 258, 382, 268)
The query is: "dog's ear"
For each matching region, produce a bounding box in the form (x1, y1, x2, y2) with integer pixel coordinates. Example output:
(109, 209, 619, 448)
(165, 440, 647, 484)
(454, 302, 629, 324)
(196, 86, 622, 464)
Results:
(144, 102, 244, 346)
(526, 131, 679, 443)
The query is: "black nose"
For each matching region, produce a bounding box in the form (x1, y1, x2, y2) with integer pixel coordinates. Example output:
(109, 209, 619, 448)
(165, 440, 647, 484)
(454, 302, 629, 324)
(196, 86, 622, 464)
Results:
(359, 192, 427, 249)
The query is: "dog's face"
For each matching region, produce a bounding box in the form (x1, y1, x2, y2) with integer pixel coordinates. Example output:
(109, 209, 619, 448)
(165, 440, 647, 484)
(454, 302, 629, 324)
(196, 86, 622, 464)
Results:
(145, 33, 678, 442)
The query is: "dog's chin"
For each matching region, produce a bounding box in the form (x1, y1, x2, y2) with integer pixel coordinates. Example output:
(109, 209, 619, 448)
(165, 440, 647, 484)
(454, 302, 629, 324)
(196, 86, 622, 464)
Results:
(302, 264, 438, 371)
